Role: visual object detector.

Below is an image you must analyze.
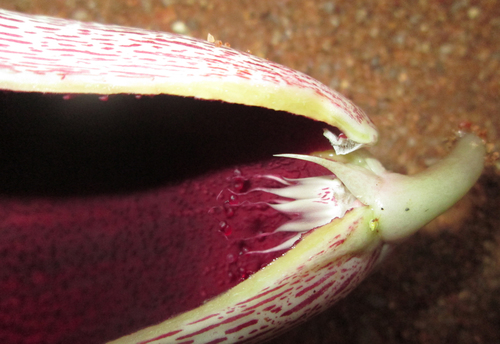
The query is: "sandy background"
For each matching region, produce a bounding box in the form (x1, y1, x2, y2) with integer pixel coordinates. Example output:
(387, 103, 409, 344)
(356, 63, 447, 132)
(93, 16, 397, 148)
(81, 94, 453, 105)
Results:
(0, 1, 499, 343)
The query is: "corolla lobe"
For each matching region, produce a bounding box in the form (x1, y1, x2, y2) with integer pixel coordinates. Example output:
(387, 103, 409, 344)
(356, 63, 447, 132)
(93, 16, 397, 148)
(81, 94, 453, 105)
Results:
(0, 9, 485, 344)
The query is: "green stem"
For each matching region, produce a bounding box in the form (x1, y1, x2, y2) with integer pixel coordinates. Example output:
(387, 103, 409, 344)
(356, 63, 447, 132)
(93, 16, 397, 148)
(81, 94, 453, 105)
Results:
(279, 133, 485, 242)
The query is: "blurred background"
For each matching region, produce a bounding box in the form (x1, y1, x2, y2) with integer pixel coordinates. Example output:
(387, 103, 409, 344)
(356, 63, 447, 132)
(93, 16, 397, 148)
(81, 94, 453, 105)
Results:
(0, 1, 498, 343)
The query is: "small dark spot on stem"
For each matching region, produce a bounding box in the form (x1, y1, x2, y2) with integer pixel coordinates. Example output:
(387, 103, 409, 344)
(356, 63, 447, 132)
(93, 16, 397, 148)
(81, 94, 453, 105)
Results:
(405, 208, 410, 211)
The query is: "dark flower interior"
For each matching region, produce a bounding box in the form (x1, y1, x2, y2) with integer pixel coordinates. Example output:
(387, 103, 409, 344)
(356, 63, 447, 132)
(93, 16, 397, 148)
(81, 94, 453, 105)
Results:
(0, 92, 338, 344)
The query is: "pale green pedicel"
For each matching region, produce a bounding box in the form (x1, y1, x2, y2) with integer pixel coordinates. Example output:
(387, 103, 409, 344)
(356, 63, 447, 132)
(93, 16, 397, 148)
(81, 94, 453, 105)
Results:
(279, 133, 485, 243)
